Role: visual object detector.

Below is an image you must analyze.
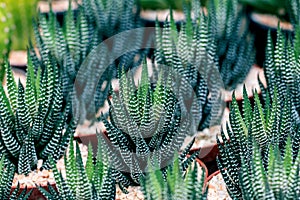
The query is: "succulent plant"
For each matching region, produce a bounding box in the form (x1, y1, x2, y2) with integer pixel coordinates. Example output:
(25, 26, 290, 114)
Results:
(39, 139, 116, 199)
(206, 0, 255, 90)
(140, 155, 208, 200)
(154, 1, 224, 131)
(260, 30, 300, 125)
(0, 57, 76, 175)
(217, 88, 300, 199)
(32, 0, 148, 124)
(2, 0, 37, 50)
(101, 62, 198, 187)
(239, 141, 300, 199)
(0, 155, 33, 199)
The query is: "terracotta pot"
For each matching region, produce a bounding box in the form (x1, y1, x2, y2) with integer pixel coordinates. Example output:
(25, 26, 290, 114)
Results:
(9, 50, 28, 69)
(74, 133, 101, 156)
(189, 143, 219, 176)
(248, 12, 294, 67)
(195, 157, 208, 183)
(10, 183, 57, 200)
(140, 9, 184, 28)
(38, 0, 80, 25)
(206, 169, 220, 183)
(75, 133, 209, 181)
(190, 143, 219, 164)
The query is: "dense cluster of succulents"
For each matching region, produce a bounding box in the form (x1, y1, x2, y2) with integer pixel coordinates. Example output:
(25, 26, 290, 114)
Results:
(101, 63, 198, 187)
(0, 59, 76, 175)
(32, 0, 147, 124)
(0, 0, 300, 199)
(206, 0, 255, 89)
(140, 156, 208, 200)
(217, 88, 300, 198)
(260, 30, 300, 125)
(239, 141, 300, 199)
(39, 139, 116, 199)
(154, 2, 223, 131)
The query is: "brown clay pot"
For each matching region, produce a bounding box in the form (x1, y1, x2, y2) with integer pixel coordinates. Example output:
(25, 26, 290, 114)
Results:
(206, 169, 220, 183)
(10, 183, 57, 200)
(189, 143, 219, 176)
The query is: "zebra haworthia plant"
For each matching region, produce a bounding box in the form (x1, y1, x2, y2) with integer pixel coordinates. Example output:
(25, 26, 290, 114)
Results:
(154, 1, 223, 131)
(39, 139, 116, 199)
(239, 141, 300, 199)
(101, 62, 198, 187)
(140, 156, 208, 200)
(206, 0, 255, 90)
(0, 58, 76, 175)
(217, 87, 300, 199)
(32, 0, 147, 124)
(260, 29, 300, 125)
(0, 155, 32, 200)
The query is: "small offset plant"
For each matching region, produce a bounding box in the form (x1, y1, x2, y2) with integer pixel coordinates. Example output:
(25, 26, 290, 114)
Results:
(101, 63, 198, 187)
(206, 0, 255, 89)
(155, 1, 223, 131)
(217, 88, 300, 199)
(32, 0, 147, 124)
(260, 30, 300, 125)
(2, 0, 37, 50)
(140, 157, 208, 200)
(39, 139, 116, 199)
(0, 58, 76, 175)
(0, 155, 33, 199)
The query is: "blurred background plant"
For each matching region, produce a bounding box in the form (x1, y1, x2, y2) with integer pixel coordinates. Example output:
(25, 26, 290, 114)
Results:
(239, 0, 287, 17)
(240, 0, 300, 25)
(2, 0, 37, 51)
(0, 2, 13, 82)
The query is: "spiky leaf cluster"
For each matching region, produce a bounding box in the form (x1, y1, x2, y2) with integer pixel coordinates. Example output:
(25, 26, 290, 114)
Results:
(0, 155, 32, 199)
(32, 0, 147, 124)
(206, 0, 255, 89)
(140, 156, 208, 200)
(217, 88, 300, 199)
(101, 63, 198, 187)
(154, 1, 222, 131)
(238, 141, 300, 199)
(0, 59, 76, 175)
(261, 29, 300, 125)
(39, 138, 116, 200)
